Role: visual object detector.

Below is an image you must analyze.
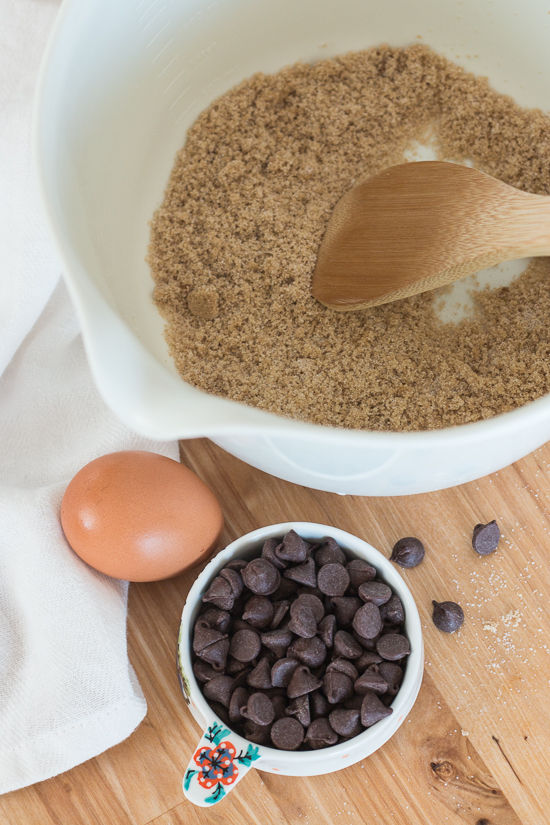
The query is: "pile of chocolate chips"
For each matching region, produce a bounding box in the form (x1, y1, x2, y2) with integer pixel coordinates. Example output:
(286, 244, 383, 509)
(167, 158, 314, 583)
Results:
(192, 530, 410, 751)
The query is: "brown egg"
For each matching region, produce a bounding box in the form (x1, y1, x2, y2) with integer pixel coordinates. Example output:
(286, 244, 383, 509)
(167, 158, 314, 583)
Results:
(60, 450, 224, 581)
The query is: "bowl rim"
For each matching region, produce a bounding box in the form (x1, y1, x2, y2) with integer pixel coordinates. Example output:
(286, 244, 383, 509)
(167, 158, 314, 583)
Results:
(178, 521, 424, 762)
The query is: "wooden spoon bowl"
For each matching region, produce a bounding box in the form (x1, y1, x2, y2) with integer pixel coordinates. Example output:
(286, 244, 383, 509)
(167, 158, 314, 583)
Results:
(311, 161, 550, 310)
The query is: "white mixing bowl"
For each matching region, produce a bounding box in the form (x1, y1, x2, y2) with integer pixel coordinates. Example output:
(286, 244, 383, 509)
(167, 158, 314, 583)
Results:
(34, 0, 550, 495)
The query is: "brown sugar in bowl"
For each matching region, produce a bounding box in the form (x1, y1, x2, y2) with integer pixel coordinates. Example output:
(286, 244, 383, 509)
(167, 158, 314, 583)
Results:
(60, 450, 224, 581)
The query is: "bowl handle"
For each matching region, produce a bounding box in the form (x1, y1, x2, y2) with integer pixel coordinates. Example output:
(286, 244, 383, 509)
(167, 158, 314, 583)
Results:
(183, 720, 262, 807)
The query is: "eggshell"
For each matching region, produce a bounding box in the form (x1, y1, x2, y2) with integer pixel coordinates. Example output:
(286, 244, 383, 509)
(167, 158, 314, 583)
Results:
(60, 450, 224, 581)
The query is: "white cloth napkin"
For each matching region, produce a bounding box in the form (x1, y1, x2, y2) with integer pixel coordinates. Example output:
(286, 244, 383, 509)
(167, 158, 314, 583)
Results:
(0, 0, 178, 794)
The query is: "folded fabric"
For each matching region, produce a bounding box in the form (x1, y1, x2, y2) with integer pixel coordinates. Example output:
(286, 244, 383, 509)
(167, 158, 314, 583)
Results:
(0, 0, 178, 794)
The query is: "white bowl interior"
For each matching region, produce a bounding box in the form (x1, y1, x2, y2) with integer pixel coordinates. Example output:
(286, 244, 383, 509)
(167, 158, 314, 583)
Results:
(35, 0, 550, 494)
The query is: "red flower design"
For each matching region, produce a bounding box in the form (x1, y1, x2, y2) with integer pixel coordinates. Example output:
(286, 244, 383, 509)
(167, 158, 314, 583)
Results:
(193, 741, 239, 789)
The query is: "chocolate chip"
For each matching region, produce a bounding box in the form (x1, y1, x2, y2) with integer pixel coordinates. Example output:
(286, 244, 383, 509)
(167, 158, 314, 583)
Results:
(287, 665, 322, 698)
(291, 594, 325, 623)
(361, 691, 393, 727)
(329, 709, 363, 738)
(284, 557, 317, 588)
(242, 558, 281, 595)
(352, 602, 383, 639)
(357, 582, 392, 606)
(377, 662, 403, 696)
(241, 692, 275, 726)
(262, 537, 288, 569)
(285, 694, 311, 728)
(276, 530, 310, 563)
(305, 718, 338, 749)
(192, 660, 219, 683)
(247, 657, 273, 689)
(242, 595, 274, 629)
(326, 658, 359, 681)
(379, 594, 405, 625)
(317, 614, 337, 647)
(354, 664, 388, 695)
(390, 537, 425, 568)
(333, 630, 363, 660)
(270, 717, 304, 750)
(260, 626, 293, 658)
(199, 607, 232, 634)
(271, 657, 300, 687)
(210, 701, 232, 727)
(353, 629, 380, 651)
(315, 537, 347, 566)
(202, 576, 235, 610)
(219, 567, 244, 599)
(343, 693, 364, 710)
(229, 686, 249, 723)
(203, 675, 234, 708)
(287, 636, 327, 668)
(288, 603, 318, 638)
(322, 671, 354, 704)
(472, 521, 500, 555)
(224, 559, 248, 572)
(244, 719, 272, 745)
(229, 628, 261, 662)
(271, 577, 299, 601)
(226, 655, 248, 675)
(232, 667, 252, 688)
(376, 634, 410, 660)
(330, 597, 363, 627)
(317, 563, 350, 597)
(193, 619, 227, 654)
(198, 638, 230, 670)
(271, 694, 288, 720)
(270, 600, 290, 629)
(310, 690, 331, 719)
(346, 559, 376, 589)
(355, 651, 383, 671)
(432, 600, 464, 633)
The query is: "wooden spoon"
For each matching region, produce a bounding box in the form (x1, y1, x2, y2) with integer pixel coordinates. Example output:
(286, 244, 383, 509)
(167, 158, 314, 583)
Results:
(311, 161, 550, 311)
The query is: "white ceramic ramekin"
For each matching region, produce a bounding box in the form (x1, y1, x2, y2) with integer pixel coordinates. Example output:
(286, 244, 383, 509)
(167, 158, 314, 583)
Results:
(177, 522, 423, 806)
(34, 0, 550, 495)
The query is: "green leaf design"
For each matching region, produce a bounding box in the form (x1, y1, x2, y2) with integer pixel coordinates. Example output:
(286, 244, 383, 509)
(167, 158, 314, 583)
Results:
(236, 744, 261, 765)
(212, 727, 231, 746)
(183, 769, 197, 792)
(205, 782, 226, 804)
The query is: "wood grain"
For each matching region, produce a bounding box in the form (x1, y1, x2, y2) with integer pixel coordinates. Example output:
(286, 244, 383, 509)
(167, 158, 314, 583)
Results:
(3, 437, 550, 824)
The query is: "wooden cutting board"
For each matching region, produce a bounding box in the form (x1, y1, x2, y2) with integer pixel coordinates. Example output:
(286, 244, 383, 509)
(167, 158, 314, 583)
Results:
(2, 436, 550, 825)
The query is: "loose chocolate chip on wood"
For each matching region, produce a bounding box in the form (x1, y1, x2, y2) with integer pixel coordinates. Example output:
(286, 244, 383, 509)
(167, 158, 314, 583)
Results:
(376, 634, 411, 660)
(472, 520, 500, 555)
(229, 628, 261, 662)
(361, 691, 393, 727)
(390, 537, 425, 568)
(271, 717, 305, 750)
(271, 657, 299, 687)
(329, 709, 363, 738)
(242, 558, 281, 595)
(357, 582, 392, 606)
(276, 530, 310, 563)
(432, 600, 464, 633)
(305, 717, 338, 749)
(346, 559, 376, 589)
(318, 563, 350, 597)
(353, 602, 383, 639)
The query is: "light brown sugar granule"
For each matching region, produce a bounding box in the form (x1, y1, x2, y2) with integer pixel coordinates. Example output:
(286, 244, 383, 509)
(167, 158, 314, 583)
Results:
(148, 45, 550, 432)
